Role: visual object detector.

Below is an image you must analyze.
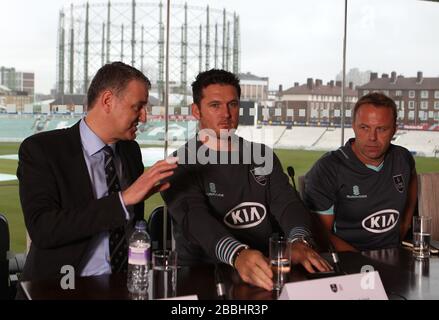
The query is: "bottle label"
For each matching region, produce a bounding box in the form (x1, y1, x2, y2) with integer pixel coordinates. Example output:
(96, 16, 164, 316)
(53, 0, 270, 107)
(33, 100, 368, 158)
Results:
(128, 245, 150, 265)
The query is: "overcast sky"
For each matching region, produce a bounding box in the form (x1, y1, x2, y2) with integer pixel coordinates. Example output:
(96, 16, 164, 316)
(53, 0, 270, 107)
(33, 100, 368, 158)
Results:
(0, 0, 438, 94)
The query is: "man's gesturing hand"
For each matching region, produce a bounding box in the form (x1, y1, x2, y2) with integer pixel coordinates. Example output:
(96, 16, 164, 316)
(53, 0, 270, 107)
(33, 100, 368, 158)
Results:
(122, 157, 178, 206)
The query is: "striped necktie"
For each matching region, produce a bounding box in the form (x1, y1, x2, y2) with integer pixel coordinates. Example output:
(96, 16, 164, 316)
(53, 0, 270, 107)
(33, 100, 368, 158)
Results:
(102, 145, 128, 273)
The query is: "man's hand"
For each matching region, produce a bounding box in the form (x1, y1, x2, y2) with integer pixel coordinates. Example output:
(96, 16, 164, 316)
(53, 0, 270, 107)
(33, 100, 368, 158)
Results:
(234, 249, 273, 291)
(291, 242, 333, 273)
(122, 157, 178, 206)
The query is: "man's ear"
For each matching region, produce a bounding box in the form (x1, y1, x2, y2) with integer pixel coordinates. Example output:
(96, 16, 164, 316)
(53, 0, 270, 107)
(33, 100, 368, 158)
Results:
(192, 103, 201, 120)
(100, 90, 113, 114)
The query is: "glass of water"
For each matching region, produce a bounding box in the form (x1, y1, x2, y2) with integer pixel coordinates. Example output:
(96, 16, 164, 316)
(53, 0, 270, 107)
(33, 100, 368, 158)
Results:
(412, 216, 432, 260)
(269, 235, 291, 291)
(152, 250, 178, 299)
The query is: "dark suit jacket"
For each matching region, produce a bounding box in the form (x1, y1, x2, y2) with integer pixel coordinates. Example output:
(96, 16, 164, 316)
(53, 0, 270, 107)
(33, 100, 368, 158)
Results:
(16, 121, 145, 281)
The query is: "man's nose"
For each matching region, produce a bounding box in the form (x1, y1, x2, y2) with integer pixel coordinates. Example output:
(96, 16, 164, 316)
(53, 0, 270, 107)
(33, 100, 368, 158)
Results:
(221, 105, 231, 118)
(139, 107, 147, 123)
(368, 129, 377, 141)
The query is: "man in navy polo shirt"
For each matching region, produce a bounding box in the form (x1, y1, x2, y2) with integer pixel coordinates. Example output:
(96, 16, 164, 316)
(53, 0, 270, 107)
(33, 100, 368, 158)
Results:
(304, 92, 417, 251)
(163, 69, 332, 291)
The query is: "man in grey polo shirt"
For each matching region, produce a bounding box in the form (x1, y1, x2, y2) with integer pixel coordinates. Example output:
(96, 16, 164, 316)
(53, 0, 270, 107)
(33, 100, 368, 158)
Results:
(304, 92, 417, 251)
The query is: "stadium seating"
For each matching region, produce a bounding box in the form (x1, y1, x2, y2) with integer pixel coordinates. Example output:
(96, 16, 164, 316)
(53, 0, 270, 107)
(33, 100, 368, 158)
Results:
(236, 125, 285, 147)
(0, 115, 438, 157)
(311, 128, 355, 151)
(276, 126, 327, 149)
(393, 130, 439, 157)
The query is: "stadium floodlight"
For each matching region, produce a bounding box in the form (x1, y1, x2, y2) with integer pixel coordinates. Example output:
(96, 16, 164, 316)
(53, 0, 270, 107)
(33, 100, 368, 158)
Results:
(163, 0, 171, 253)
(340, 0, 348, 146)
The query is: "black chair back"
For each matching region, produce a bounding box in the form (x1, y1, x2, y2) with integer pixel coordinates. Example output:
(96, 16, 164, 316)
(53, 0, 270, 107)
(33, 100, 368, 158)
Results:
(0, 214, 10, 299)
(147, 206, 172, 251)
(298, 176, 332, 252)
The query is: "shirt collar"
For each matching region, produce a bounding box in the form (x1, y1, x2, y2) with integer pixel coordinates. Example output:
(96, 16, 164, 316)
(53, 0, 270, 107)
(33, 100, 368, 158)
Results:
(345, 138, 384, 171)
(79, 118, 116, 156)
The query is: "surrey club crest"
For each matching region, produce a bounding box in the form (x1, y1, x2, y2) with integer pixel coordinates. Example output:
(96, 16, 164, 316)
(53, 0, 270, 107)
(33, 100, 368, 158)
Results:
(393, 174, 404, 193)
(250, 167, 267, 186)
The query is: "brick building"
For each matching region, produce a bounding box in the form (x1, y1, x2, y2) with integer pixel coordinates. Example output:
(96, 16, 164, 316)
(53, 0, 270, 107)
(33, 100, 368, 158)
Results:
(238, 72, 269, 103)
(357, 71, 439, 129)
(0, 84, 32, 113)
(277, 78, 357, 126)
(0, 66, 35, 96)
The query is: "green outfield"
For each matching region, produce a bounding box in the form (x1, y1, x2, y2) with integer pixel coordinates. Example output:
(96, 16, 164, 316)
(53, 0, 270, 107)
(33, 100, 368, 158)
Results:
(1, 142, 439, 254)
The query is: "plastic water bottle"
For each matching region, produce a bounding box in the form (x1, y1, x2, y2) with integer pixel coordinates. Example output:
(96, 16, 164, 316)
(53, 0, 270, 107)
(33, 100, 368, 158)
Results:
(127, 220, 151, 296)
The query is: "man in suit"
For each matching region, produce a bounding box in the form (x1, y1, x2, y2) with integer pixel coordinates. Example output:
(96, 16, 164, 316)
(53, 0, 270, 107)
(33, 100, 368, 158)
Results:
(17, 62, 176, 282)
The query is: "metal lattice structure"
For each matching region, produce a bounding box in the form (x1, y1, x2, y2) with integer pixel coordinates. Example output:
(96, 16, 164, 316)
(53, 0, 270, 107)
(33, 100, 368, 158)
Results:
(56, 1, 240, 106)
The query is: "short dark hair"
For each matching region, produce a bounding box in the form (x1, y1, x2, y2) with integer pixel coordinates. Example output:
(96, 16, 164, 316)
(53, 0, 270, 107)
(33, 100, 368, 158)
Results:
(87, 61, 151, 110)
(353, 92, 397, 126)
(191, 69, 241, 106)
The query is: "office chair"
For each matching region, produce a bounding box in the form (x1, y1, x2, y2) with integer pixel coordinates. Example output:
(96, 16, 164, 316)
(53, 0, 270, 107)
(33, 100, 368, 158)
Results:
(0, 214, 10, 299)
(296, 175, 332, 252)
(147, 206, 173, 251)
(0, 213, 26, 300)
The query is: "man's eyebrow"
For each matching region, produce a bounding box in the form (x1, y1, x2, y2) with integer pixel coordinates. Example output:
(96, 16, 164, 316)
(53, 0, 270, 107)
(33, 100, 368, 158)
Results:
(206, 99, 238, 104)
(132, 101, 148, 108)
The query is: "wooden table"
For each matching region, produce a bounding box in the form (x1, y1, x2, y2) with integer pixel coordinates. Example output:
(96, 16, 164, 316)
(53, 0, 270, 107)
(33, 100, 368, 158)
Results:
(20, 247, 439, 300)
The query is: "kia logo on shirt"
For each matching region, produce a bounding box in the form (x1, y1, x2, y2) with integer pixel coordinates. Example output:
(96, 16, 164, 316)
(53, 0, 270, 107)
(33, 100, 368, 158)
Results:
(224, 202, 267, 229)
(362, 209, 400, 233)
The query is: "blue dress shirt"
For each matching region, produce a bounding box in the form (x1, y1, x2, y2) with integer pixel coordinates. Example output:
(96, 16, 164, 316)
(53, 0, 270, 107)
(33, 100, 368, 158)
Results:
(78, 119, 131, 276)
